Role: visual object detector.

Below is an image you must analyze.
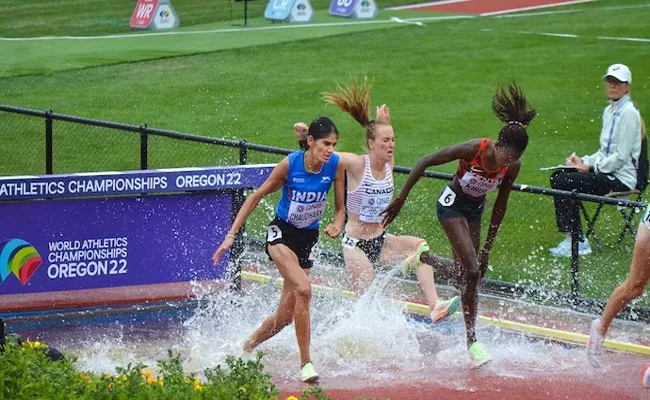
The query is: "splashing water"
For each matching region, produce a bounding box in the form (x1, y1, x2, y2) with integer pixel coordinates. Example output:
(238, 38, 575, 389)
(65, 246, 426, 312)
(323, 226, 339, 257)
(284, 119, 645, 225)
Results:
(14, 249, 638, 388)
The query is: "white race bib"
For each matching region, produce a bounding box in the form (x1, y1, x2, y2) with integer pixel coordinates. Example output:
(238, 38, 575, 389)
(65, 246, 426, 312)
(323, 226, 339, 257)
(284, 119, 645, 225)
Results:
(341, 233, 360, 249)
(287, 200, 326, 229)
(459, 171, 501, 198)
(438, 186, 457, 207)
(308, 243, 318, 261)
(267, 225, 282, 242)
(359, 194, 392, 223)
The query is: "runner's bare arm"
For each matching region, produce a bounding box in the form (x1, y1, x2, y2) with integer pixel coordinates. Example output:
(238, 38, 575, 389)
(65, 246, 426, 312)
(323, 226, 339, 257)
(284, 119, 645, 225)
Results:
(484, 160, 520, 250)
(213, 159, 288, 264)
(228, 158, 288, 236)
(382, 140, 479, 226)
(477, 160, 521, 276)
(325, 162, 346, 238)
(395, 139, 479, 202)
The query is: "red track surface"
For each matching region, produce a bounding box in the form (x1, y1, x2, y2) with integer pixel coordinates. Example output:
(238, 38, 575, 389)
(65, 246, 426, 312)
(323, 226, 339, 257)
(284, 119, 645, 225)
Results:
(279, 351, 649, 399)
(418, 0, 590, 15)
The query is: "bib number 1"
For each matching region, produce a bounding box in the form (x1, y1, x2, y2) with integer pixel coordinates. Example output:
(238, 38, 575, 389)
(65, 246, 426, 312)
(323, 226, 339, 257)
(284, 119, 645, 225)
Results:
(341, 234, 359, 249)
(438, 186, 456, 207)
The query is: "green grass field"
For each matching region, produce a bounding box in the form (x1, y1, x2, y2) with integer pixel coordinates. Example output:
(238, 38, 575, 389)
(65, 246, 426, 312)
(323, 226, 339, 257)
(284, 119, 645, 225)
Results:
(1, 0, 650, 304)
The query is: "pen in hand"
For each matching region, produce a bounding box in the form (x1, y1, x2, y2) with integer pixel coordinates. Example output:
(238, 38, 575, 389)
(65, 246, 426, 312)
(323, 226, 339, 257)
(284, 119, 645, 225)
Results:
(567, 152, 577, 166)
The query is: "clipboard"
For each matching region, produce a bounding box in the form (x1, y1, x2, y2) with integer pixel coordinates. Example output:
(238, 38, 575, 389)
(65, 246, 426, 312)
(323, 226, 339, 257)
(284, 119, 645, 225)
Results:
(539, 165, 578, 172)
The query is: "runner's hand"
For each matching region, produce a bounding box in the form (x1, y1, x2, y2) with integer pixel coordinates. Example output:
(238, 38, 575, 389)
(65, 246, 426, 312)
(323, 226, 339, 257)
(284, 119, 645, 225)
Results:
(376, 104, 390, 124)
(212, 236, 234, 265)
(381, 196, 405, 227)
(294, 122, 308, 140)
(324, 223, 341, 238)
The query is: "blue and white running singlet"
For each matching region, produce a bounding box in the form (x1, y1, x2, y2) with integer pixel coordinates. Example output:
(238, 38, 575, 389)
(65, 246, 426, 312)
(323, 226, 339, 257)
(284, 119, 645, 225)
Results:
(276, 150, 339, 230)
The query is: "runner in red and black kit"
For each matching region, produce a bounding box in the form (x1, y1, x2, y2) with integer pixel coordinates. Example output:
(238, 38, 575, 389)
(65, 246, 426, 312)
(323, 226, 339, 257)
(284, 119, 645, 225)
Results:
(382, 83, 536, 368)
(437, 139, 510, 225)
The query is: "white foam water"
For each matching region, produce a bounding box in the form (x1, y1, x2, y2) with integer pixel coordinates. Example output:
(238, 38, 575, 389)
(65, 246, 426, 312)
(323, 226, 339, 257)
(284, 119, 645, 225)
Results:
(58, 255, 591, 386)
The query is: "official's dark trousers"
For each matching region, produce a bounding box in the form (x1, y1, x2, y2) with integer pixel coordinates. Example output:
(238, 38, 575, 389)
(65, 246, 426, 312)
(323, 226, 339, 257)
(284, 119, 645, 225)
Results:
(550, 171, 629, 234)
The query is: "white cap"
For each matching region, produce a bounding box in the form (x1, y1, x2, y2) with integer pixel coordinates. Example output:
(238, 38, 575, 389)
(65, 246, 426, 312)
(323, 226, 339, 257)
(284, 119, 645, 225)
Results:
(603, 63, 632, 83)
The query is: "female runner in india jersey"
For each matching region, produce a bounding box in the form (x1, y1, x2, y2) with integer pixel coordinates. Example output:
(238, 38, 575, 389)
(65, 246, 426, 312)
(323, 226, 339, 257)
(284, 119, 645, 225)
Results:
(294, 78, 460, 323)
(213, 117, 346, 383)
(382, 83, 536, 368)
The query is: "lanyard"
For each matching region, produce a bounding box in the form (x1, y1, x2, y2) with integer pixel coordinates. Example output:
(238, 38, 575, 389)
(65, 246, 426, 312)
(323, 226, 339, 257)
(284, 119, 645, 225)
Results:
(605, 98, 630, 155)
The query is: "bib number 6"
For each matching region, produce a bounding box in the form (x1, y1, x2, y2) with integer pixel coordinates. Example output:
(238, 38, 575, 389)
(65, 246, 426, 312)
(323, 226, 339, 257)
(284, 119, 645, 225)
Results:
(267, 225, 282, 242)
(438, 186, 456, 207)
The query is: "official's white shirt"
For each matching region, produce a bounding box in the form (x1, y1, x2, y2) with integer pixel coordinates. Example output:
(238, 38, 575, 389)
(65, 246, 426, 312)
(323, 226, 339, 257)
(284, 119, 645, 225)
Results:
(582, 94, 642, 190)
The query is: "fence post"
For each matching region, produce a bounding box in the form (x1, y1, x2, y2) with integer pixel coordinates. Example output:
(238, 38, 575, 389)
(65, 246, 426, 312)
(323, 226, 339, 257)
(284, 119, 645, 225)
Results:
(45, 110, 53, 174)
(570, 189, 580, 296)
(139, 125, 148, 170)
(228, 140, 249, 292)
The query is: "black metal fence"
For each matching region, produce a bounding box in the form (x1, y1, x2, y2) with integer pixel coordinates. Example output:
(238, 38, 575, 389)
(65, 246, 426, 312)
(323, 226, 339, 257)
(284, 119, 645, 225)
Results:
(2, 104, 649, 321)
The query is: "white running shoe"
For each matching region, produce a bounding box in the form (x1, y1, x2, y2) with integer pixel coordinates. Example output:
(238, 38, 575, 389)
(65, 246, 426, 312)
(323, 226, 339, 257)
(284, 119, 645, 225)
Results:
(550, 235, 592, 257)
(549, 235, 571, 257)
(578, 238, 592, 256)
(301, 362, 319, 383)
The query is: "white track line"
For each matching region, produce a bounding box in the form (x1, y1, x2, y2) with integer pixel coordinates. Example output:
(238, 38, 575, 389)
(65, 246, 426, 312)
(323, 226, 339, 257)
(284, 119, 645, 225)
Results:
(492, 9, 580, 18)
(492, 3, 650, 18)
(480, 0, 596, 17)
(387, 0, 468, 11)
(513, 30, 579, 38)
(597, 36, 650, 43)
(0, 15, 473, 42)
(482, 28, 649, 43)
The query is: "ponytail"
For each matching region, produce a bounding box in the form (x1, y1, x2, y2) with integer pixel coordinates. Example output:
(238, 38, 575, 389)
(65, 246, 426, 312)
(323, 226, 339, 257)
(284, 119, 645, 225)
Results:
(492, 82, 537, 153)
(323, 77, 387, 147)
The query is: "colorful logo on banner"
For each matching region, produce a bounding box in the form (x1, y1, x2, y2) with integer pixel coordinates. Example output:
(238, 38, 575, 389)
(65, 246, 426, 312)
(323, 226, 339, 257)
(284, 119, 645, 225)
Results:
(291, 0, 313, 21)
(0, 239, 42, 285)
(153, 4, 177, 29)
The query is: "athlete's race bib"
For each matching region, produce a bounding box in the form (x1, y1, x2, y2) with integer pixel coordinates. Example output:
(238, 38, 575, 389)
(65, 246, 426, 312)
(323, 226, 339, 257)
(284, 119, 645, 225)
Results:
(359, 194, 392, 223)
(438, 186, 457, 207)
(308, 243, 318, 261)
(459, 170, 502, 198)
(267, 225, 283, 242)
(287, 200, 326, 229)
(341, 233, 360, 249)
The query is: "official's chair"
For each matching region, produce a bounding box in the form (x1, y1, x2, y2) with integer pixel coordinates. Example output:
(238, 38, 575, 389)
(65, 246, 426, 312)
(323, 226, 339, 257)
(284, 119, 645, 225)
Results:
(582, 132, 648, 250)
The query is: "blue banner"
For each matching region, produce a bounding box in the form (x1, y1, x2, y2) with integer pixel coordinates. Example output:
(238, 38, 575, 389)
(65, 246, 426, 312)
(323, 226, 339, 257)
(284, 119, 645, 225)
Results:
(0, 165, 275, 201)
(0, 193, 232, 295)
(329, 0, 356, 17)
